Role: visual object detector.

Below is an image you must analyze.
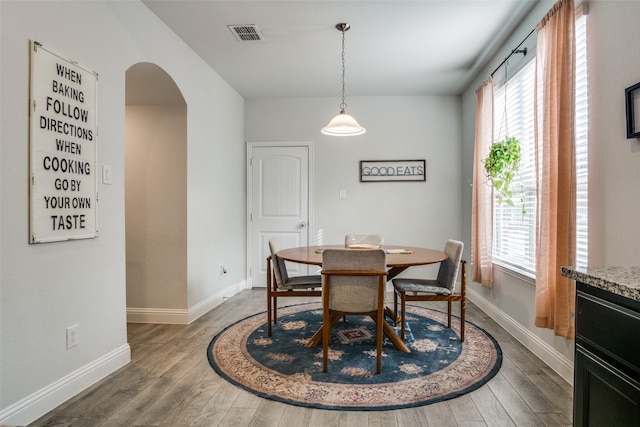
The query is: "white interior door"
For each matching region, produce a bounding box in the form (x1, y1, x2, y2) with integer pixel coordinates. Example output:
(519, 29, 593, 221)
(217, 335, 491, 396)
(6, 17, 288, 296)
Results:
(247, 143, 312, 287)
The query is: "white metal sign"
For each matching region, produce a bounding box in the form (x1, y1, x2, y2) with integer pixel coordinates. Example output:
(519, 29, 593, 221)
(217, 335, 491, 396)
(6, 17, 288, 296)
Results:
(29, 41, 98, 243)
(360, 160, 426, 182)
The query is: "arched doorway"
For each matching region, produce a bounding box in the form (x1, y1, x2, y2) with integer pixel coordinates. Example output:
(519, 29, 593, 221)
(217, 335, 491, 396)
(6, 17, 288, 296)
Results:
(125, 62, 188, 323)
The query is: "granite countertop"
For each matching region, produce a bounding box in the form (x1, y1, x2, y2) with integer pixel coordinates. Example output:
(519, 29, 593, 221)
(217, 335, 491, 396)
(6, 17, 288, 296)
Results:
(561, 266, 640, 302)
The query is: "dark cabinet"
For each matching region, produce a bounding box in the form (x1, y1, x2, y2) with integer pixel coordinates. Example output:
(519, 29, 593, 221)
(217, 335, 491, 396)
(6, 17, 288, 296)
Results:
(574, 282, 640, 426)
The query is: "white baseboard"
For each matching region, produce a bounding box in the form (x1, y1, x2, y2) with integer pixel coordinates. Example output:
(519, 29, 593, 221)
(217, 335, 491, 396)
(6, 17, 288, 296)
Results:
(467, 288, 574, 385)
(0, 344, 130, 427)
(125, 306, 190, 324)
(126, 280, 247, 324)
(1, 282, 250, 426)
(187, 280, 247, 323)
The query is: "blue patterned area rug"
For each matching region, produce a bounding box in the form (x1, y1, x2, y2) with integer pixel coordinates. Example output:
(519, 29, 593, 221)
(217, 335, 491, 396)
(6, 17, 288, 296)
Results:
(207, 303, 502, 411)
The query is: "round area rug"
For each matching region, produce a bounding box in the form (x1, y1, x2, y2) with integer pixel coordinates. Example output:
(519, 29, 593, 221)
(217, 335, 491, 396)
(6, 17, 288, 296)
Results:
(207, 303, 502, 411)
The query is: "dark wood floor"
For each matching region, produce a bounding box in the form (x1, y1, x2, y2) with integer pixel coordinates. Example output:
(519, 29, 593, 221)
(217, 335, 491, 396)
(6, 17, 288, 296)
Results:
(30, 289, 573, 426)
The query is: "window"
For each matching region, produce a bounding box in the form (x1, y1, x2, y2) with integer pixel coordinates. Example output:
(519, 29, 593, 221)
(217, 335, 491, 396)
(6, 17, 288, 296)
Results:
(492, 59, 537, 275)
(492, 14, 588, 276)
(575, 13, 589, 269)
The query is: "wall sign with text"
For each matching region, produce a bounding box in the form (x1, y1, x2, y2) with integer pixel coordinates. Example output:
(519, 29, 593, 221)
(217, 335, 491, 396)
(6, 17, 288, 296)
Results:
(360, 160, 426, 182)
(29, 41, 98, 243)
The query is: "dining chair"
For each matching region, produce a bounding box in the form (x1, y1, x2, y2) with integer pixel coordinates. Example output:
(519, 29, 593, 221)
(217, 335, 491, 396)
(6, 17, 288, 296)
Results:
(321, 249, 388, 373)
(344, 234, 384, 249)
(267, 238, 322, 336)
(392, 240, 466, 342)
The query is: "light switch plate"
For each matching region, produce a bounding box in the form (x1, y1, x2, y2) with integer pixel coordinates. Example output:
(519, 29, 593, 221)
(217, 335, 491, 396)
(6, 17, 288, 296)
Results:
(102, 165, 112, 185)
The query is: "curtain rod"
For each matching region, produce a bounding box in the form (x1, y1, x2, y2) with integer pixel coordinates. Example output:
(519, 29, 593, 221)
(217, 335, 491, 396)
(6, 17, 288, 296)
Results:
(490, 28, 536, 78)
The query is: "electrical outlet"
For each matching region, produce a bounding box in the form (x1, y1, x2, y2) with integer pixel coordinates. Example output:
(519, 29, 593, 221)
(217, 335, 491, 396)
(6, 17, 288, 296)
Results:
(66, 324, 79, 349)
(220, 265, 228, 276)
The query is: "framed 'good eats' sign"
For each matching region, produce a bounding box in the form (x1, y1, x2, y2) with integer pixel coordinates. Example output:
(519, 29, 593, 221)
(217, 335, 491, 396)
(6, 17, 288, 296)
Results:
(360, 160, 426, 182)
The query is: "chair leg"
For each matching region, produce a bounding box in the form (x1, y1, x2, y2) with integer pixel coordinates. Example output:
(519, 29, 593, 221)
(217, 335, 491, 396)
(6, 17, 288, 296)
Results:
(447, 300, 452, 328)
(323, 283, 331, 373)
(393, 290, 398, 326)
(267, 292, 272, 337)
(376, 310, 383, 374)
(322, 313, 329, 373)
(273, 295, 278, 325)
(460, 298, 466, 342)
(267, 258, 273, 337)
(460, 260, 467, 342)
(400, 293, 407, 342)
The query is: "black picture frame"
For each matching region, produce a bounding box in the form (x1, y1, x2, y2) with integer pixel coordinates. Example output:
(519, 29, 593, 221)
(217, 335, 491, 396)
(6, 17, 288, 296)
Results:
(359, 160, 426, 182)
(625, 82, 640, 138)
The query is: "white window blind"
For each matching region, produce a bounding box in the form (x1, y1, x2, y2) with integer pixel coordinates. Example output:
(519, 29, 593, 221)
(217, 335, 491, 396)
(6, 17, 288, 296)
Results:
(491, 13, 589, 276)
(575, 13, 589, 269)
(492, 59, 537, 275)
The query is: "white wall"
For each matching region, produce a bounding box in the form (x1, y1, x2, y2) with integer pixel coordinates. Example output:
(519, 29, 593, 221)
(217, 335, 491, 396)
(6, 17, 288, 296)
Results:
(460, 0, 640, 384)
(5, 0, 639, 423)
(246, 96, 463, 279)
(126, 105, 188, 310)
(587, 1, 640, 266)
(0, 1, 244, 424)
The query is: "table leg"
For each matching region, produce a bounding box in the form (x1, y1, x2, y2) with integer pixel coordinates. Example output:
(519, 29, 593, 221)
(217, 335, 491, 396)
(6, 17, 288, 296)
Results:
(305, 328, 322, 348)
(382, 320, 410, 353)
(386, 266, 408, 281)
(385, 266, 408, 323)
(307, 265, 412, 351)
(305, 315, 410, 353)
(305, 314, 342, 348)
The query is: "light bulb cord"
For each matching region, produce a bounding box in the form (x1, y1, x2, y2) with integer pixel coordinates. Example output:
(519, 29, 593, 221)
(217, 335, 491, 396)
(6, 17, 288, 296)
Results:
(340, 28, 347, 113)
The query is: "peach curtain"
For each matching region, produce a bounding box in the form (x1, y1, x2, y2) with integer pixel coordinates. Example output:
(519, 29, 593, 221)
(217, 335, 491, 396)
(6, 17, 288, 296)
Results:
(472, 78, 494, 287)
(534, 0, 576, 338)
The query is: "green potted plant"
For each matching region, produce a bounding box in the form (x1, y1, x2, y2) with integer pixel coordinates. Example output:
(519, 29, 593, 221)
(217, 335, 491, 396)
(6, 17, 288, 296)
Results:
(483, 136, 525, 214)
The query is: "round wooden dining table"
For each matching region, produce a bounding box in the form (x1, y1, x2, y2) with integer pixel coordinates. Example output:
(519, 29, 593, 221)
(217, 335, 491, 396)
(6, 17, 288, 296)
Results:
(276, 245, 447, 281)
(276, 245, 447, 352)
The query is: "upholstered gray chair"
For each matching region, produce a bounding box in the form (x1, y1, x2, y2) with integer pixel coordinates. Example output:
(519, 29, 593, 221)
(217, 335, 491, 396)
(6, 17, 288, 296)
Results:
(321, 249, 387, 373)
(267, 238, 322, 336)
(392, 240, 466, 342)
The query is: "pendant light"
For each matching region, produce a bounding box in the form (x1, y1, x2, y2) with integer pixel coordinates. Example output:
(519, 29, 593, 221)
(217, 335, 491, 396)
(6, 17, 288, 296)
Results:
(321, 23, 366, 136)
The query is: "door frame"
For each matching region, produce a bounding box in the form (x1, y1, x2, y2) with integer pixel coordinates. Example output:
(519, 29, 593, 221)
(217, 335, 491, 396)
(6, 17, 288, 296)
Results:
(246, 141, 315, 288)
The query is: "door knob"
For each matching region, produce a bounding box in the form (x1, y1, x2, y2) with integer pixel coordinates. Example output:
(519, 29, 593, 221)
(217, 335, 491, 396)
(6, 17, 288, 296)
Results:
(299, 221, 307, 229)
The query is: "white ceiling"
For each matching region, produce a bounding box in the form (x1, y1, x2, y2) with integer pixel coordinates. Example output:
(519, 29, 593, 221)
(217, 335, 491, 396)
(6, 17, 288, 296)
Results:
(141, 0, 538, 99)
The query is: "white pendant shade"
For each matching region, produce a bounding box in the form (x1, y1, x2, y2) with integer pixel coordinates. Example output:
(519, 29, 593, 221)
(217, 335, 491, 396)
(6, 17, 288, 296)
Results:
(321, 23, 366, 137)
(321, 112, 366, 136)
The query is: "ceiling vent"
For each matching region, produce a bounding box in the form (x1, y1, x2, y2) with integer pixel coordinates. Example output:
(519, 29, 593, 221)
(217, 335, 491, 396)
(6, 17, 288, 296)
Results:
(228, 25, 265, 42)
